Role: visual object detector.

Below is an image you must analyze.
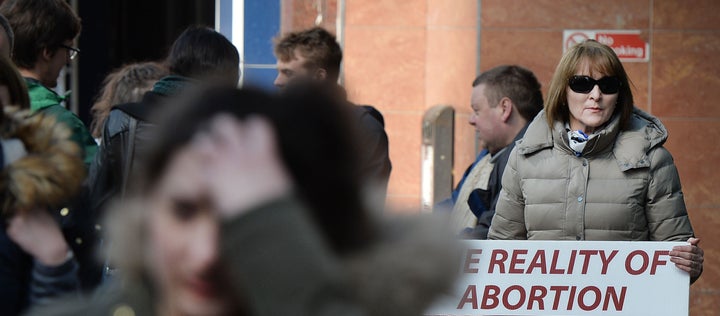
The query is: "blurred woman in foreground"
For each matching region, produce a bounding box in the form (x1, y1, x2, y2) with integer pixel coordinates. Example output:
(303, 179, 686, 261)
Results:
(31, 84, 458, 315)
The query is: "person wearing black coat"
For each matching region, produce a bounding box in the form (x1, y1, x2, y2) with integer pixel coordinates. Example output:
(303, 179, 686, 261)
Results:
(87, 26, 240, 218)
(273, 27, 392, 207)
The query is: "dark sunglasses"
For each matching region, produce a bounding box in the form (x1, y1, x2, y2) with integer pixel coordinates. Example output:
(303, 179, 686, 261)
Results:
(568, 75, 621, 94)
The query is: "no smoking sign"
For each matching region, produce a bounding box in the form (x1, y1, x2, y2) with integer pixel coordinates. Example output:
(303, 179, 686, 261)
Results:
(563, 30, 649, 62)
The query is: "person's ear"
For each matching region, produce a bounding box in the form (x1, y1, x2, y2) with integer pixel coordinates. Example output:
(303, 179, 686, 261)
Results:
(314, 68, 328, 81)
(499, 97, 513, 122)
(40, 47, 55, 62)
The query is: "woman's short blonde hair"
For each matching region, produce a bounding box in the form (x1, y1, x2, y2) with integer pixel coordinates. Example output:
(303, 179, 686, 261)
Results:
(545, 40, 635, 130)
(90, 62, 167, 138)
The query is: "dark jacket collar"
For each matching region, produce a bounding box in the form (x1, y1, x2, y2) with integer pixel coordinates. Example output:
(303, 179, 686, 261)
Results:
(150, 75, 196, 97)
(490, 123, 530, 164)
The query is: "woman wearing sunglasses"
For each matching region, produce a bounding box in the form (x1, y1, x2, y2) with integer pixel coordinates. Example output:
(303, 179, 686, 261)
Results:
(488, 39, 703, 283)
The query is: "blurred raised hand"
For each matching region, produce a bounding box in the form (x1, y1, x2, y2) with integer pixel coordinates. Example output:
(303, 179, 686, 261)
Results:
(6, 208, 70, 266)
(192, 114, 292, 218)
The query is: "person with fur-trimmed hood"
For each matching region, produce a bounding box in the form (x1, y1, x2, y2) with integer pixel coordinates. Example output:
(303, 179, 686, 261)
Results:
(0, 53, 86, 314)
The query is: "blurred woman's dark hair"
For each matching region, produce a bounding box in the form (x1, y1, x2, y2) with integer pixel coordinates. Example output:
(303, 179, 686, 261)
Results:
(137, 83, 375, 255)
(0, 53, 29, 129)
(0, 54, 29, 106)
(165, 25, 240, 85)
(0, 13, 15, 54)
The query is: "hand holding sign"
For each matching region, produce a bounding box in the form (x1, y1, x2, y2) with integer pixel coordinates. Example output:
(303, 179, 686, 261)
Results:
(669, 237, 704, 283)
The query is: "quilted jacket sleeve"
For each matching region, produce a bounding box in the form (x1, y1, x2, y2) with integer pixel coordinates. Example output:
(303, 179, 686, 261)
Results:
(487, 147, 528, 240)
(645, 146, 694, 241)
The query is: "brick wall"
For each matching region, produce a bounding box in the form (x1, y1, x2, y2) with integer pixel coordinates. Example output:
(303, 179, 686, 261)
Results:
(284, 1, 720, 312)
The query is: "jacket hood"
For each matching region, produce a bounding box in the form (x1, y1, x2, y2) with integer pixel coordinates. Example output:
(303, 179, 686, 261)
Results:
(518, 107, 669, 171)
(343, 215, 461, 316)
(25, 78, 67, 111)
(0, 107, 85, 216)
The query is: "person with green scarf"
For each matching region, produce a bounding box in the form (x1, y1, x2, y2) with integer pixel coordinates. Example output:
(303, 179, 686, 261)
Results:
(25, 79, 97, 166)
(0, 0, 97, 166)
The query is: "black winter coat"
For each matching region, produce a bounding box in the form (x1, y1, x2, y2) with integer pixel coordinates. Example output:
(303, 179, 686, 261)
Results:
(86, 91, 165, 217)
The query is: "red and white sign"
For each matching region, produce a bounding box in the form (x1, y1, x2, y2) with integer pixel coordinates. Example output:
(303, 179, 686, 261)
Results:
(426, 240, 688, 315)
(564, 30, 650, 62)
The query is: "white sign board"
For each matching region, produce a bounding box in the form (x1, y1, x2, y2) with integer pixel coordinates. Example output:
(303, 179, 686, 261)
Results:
(564, 30, 650, 62)
(426, 240, 689, 315)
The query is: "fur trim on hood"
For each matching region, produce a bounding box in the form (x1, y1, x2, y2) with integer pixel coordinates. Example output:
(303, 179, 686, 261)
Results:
(0, 107, 85, 216)
(344, 215, 462, 316)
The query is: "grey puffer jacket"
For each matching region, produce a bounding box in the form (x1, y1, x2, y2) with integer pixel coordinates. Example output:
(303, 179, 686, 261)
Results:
(488, 108, 694, 241)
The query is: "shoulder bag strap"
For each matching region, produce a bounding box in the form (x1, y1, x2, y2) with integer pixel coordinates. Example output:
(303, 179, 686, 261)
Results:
(120, 117, 138, 199)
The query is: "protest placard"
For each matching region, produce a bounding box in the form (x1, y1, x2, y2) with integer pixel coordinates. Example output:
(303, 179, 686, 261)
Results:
(426, 240, 688, 315)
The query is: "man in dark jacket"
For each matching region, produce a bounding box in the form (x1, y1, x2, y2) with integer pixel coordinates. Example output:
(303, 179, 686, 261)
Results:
(273, 27, 391, 208)
(451, 65, 543, 239)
